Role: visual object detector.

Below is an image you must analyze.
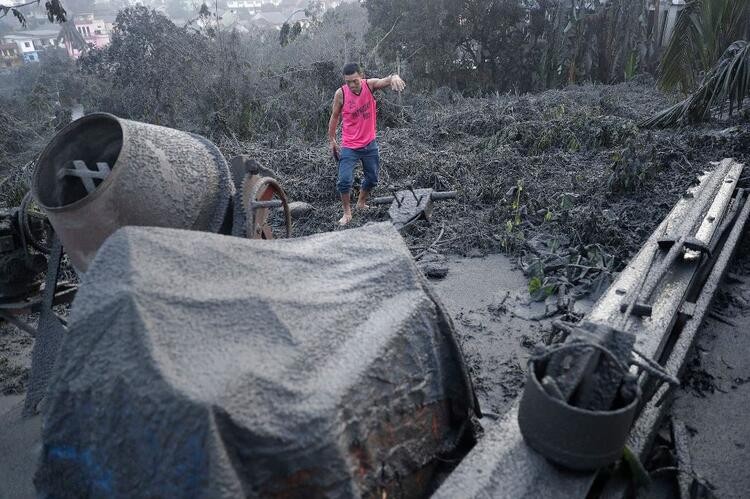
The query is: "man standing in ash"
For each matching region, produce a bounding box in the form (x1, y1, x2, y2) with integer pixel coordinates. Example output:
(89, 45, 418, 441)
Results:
(328, 63, 406, 226)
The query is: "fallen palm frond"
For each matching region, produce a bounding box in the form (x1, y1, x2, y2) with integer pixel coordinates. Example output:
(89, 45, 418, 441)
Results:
(642, 40, 750, 128)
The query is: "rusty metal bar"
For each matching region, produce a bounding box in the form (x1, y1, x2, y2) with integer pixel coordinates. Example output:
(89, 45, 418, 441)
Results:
(430, 190, 457, 201)
(371, 195, 394, 205)
(0, 283, 77, 317)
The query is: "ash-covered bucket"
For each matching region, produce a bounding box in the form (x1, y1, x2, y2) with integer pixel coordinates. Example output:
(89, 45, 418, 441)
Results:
(518, 322, 639, 470)
(32, 113, 232, 272)
(518, 321, 678, 471)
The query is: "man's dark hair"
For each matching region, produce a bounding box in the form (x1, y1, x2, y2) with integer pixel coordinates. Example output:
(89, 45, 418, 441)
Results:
(342, 62, 362, 76)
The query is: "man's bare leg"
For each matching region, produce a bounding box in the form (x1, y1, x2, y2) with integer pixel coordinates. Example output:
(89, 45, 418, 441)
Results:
(339, 193, 353, 225)
(356, 189, 370, 210)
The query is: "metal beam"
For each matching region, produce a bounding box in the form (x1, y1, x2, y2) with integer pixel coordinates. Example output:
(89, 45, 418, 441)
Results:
(23, 237, 68, 417)
(600, 191, 750, 497)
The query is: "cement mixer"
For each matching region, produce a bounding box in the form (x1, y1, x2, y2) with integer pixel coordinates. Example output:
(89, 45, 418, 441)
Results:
(31, 113, 291, 272)
(11, 114, 480, 498)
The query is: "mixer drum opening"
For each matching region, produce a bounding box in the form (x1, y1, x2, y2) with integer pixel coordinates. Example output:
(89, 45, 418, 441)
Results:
(31, 113, 232, 272)
(34, 114, 122, 209)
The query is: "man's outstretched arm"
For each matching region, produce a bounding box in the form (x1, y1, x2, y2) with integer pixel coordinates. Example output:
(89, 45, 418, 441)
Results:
(367, 74, 406, 92)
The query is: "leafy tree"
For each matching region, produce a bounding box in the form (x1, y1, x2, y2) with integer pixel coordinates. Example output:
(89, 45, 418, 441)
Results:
(364, 0, 648, 93)
(58, 20, 87, 55)
(643, 0, 750, 127)
(79, 6, 211, 127)
(278, 1, 322, 47)
(0, 52, 82, 181)
(279, 21, 303, 46)
(0, 0, 66, 27)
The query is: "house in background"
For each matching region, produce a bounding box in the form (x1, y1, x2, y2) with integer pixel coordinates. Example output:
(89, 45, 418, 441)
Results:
(1, 35, 39, 63)
(251, 8, 307, 29)
(1, 29, 59, 63)
(226, 0, 264, 13)
(650, 0, 687, 48)
(0, 42, 22, 68)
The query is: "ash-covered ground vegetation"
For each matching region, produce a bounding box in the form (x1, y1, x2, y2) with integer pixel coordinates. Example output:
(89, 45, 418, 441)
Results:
(1, 1, 750, 495)
(1, 2, 749, 305)
(226, 80, 750, 305)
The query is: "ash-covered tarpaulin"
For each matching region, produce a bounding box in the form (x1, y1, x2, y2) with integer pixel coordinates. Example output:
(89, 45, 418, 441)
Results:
(36, 222, 479, 498)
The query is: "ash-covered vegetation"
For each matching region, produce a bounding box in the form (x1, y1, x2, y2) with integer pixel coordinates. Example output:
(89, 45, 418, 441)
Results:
(1, 0, 749, 305)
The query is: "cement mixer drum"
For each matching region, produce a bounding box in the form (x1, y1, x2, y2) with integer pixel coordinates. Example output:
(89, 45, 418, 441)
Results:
(31, 113, 232, 272)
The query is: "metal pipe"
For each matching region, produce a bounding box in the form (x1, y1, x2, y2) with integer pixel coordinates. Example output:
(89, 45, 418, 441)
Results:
(431, 191, 457, 201)
(371, 196, 394, 205)
(250, 200, 283, 209)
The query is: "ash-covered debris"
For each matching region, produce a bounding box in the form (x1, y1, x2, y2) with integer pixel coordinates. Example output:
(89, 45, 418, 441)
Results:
(0, 357, 28, 395)
(37, 223, 479, 498)
(416, 253, 450, 280)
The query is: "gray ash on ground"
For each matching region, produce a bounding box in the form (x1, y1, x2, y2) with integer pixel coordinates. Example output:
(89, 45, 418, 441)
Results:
(683, 353, 717, 398)
(430, 254, 549, 416)
(0, 321, 32, 395)
(0, 358, 28, 395)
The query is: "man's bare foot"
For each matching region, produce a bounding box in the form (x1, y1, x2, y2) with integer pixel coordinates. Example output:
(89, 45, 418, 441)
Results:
(355, 203, 370, 210)
(338, 213, 352, 226)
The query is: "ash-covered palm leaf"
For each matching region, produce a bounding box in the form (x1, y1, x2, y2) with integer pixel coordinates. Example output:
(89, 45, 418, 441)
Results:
(658, 0, 750, 94)
(643, 40, 750, 127)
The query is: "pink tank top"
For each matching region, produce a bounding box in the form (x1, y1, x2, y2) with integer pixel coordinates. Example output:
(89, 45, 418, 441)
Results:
(341, 79, 376, 149)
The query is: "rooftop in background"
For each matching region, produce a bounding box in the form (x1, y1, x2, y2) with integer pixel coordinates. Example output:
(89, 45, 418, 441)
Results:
(9, 29, 60, 39)
(251, 10, 307, 27)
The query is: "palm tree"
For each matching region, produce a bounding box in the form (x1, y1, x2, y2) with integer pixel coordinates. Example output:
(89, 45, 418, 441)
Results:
(643, 0, 750, 127)
(643, 40, 750, 127)
(658, 0, 750, 93)
(57, 20, 88, 56)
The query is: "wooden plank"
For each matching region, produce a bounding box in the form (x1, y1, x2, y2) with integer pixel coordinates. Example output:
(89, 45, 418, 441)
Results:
(433, 402, 594, 499)
(587, 160, 739, 371)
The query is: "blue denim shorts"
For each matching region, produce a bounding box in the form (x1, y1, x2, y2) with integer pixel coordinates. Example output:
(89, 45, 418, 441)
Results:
(337, 140, 379, 194)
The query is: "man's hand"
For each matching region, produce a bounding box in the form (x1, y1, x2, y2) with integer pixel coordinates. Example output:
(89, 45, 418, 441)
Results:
(390, 74, 406, 92)
(330, 140, 341, 161)
(369, 75, 407, 92)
